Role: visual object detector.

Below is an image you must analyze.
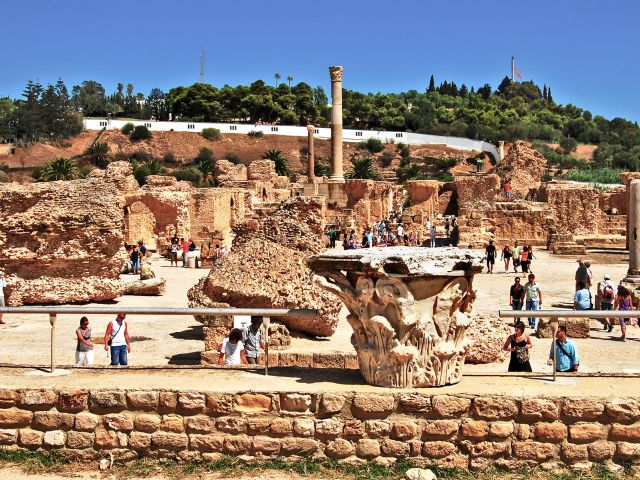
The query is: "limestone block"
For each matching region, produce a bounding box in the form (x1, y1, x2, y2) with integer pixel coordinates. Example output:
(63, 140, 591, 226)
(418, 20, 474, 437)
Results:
(365, 420, 391, 438)
(74, 413, 99, 432)
(343, 419, 365, 437)
(423, 420, 459, 438)
(280, 393, 312, 413)
(461, 440, 510, 458)
(326, 438, 355, 458)
(189, 434, 225, 452)
(465, 314, 511, 364)
(57, 391, 88, 413)
(293, 418, 315, 437)
(186, 415, 216, 434)
(33, 411, 75, 431)
(320, 394, 346, 414)
(610, 422, 640, 441)
(460, 419, 489, 439)
(356, 439, 381, 458)
(90, 391, 127, 411)
(269, 418, 292, 436)
(534, 422, 568, 443)
(95, 428, 120, 449)
(587, 441, 616, 461)
(245, 417, 271, 435)
(234, 393, 272, 413)
(0, 429, 17, 445)
(66, 431, 95, 449)
(562, 399, 604, 420)
(399, 394, 431, 413)
(206, 393, 233, 415)
(280, 437, 318, 455)
(562, 443, 588, 463)
(43, 430, 66, 447)
(135, 413, 161, 433)
(351, 394, 395, 419)
(381, 439, 409, 458)
(129, 431, 152, 451)
(0, 390, 17, 408)
(405, 468, 437, 480)
(215, 417, 246, 434)
(18, 390, 57, 410)
(247, 160, 276, 181)
(513, 441, 560, 461)
(178, 392, 206, 413)
(151, 432, 188, 451)
(421, 441, 457, 459)
(315, 418, 344, 437)
(104, 413, 134, 432)
(223, 435, 250, 454)
(616, 442, 640, 458)
(252, 436, 281, 456)
(432, 396, 472, 418)
(0, 408, 33, 428)
(605, 398, 640, 422)
(472, 397, 519, 420)
(520, 398, 560, 421)
(122, 278, 166, 296)
(161, 414, 184, 433)
(391, 420, 418, 440)
(158, 392, 177, 411)
(537, 318, 590, 338)
(127, 391, 159, 410)
(569, 423, 608, 443)
(18, 429, 43, 447)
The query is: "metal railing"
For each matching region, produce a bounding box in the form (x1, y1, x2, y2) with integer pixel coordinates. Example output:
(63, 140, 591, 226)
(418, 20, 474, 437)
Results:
(498, 309, 639, 381)
(0, 307, 317, 374)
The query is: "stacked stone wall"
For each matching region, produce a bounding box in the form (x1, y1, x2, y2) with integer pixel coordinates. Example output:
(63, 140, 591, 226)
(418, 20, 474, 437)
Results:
(1, 388, 640, 471)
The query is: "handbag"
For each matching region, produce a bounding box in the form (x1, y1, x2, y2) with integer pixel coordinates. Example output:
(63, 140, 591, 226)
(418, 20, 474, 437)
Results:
(516, 346, 529, 364)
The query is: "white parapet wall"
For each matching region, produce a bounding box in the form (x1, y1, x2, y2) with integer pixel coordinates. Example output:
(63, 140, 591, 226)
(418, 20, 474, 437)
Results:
(85, 119, 501, 161)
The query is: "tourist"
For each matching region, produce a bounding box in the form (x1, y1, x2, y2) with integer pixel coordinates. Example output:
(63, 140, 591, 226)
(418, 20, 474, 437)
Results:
(181, 238, 189, 267)
(485, 240, 496, 273)
(130, 245, 140, 275)
(75, 317, 94, 367)
(509, 277, 525, 319)
(366, 228, 374, 248)
(519, 246, 530, 276)
(218, 328, 247, 366)
(598, 274, 616, 332)
(189, 238, 197, 252)
(242, 316, 265, 365)
(138, 240, 147, 258)
(0, 273, 6, 324)
(575, 259, 589, 291)
(501, 243, 513, 272)
(548, 325, 579, 372)
(430, 224, 436, 248)
(584, 261, 593, 289)
(328, 226, 337, 249)
(342, 234, 350, 250)
(573, 280, 592, 310)
(614, 285, 634, 342)
(504, 180, 512, 201)
(103, 313, 131, 366)
(170, 239, 179, 267)
(444, 218, 450, 238)
(503, 321, 532, 372)
(397, 223, 404, 242)
(139, 261, 156, 280)
(524, 273, 542, 329)
(512, 241, 520, 273)
(527, 246, 536, 274)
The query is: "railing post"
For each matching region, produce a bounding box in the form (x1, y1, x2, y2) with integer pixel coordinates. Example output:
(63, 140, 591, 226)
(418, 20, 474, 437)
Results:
(550, 316, 559, 382)
(49, 313, 57, 374)
(263, 317, 270, 376)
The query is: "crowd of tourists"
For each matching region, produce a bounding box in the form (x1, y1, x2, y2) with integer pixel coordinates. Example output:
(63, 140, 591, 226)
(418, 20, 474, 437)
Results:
(486, 240, 537, 275)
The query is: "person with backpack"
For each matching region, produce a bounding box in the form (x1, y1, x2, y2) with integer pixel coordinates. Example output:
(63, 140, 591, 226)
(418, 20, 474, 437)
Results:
(598, 274, 616, 332)
(614, 285, 634, 342)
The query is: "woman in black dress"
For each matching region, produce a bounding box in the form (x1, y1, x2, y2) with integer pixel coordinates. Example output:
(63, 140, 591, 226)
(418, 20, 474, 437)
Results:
(502, 321, 533, 372)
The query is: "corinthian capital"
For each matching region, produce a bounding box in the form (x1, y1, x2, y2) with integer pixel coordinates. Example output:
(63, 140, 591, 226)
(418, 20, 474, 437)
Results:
(329, 66, 343, 82)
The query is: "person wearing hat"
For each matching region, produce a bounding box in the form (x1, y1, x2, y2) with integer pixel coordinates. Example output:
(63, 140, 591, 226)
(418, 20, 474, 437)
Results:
(598, 274, 616, 332)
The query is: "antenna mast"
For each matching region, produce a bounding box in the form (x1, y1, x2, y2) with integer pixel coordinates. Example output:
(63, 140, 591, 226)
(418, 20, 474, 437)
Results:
(200, 49, 206, 82)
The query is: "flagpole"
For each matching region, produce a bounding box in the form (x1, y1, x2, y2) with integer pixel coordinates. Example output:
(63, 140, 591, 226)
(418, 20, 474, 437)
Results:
(511, 56, 514, 82)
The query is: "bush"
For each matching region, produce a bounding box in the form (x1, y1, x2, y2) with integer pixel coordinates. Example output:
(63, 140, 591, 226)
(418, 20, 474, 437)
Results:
(39, 157, 80, 181)
(565, 168, 623, 184)
(163, 152, 179, 165)
(398, 143, 411, 161)
(560, 136, 578, 153)
(248, 130, 264, 138)
(345, 156, 382, 180)
(201, 128, 221, 141)
(121, 123, 135, 135)
(435, 158, 456, 169)
(78, 166, 94, 178)
(225, 154, 241, 165)
(171, 167, 203, 186)
(133, 165, 150, 186)
(130, 125, 151, 141)
(314, 156, 331, 177)
(262, 149, 290, 176)
(380, 151, 394, 168)
(359, 137, 384, 153)
(86, 141, 109, 168)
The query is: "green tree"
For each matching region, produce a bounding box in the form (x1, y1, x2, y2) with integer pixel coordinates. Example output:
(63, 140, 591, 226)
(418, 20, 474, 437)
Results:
(346, 156, 382, 180)
(86, 141, 109, 168)
(287, 75, 293, 89)
(39, 157, 80, 181)
(194, 147, 217, 184)
(262, 149, 290, 176)
(428, 74, 436, 93)
(274, 73, 281, 87)
(559, 136, 578, 153)
(71, 80, 107, 116)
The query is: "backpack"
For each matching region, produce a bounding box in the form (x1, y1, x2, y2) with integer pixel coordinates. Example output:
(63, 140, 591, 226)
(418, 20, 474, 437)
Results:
(602, 284, 614, 303)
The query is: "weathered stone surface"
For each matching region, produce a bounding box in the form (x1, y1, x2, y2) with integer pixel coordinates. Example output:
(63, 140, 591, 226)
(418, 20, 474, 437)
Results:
(18, 390, 57, 410)
(616, 442, 640, 458)
(178, 392, 206, 413)
(247, 159, 277, 181)
(326, 438, 355, 458)
(152, 432, 189, 451)
(365, 420, 391, 438)
(537, 318, 590, 339)
(252, 436, 281, 455)
(189, 434, 225, 452)
(270, 418, 292, 436)
(158, 392, 177, 411)
(0, 408, 33, 428)
(320, 394, 346, 414)
(381, 438, 409, 458)
(562, 399, 604, 420)
(280, 393, 312, 413)
(0, 429, 17, 445)
(245, 417, 271, 435)
(186, 415, 216, 434)
(422, 441, 457, 459)
(90, 391, 127, 411)
(43, 430, 66, 447)
(490, 421, 514, 439)
(127, 391, 159, 410)
(461, 419, 489, 439)
(432, 396, 472, 418)
(0, 390, 17, 408)
(472, 397, 518, 420)
(57, 391, 88, 413)
(161, 414, 185, 433)
(513, 441, 559, 461)
(562, 443, 588, 463)
(206, 393, 233, 415)
(423, 420, 459, 438)
(18, 429, 43, 447)
(66, 431, 95, 449)
(135, 413, 161, 433)
(520, 399, 560, 421)
(104, 413, 134, 432)
(491, 141, 547, 200)
(351, 394, 395, 419)
(234, 393, 272, 413)
(224, 435, 251, 454)
(587, 441, 616, 461)
(95, 428, 121, 449)
(465, 314, 511, 364)
(33, 411, 75, 431)
(569, 423, 608, 443)
(129, 431, 152, 451)
(399, 394, 431, 413)
(316, 418, 344, 437)
(461, 440, 510, 458)
(534, 422, 568, 443)
(405, 468, 437, 480)
(605, 398, 640, 422)
(293, 418, 315, 437)
(356, 439, 381, 458)
(280, 437, 318, 455)
(391, 420, 418, 440)
(122, 278, 166, 296)
(74, 412, 99, 432)
(216, 417, 246, 434)
(610, 422, 640, 441)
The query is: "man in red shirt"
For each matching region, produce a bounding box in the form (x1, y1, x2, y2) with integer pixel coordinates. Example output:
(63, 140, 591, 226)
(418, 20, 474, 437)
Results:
(504, 181, 512, 201)
(181, 237, 189, 267)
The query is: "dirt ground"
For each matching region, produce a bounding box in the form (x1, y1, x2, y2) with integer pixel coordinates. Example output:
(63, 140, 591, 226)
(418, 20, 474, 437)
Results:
(0, 248, 638, 375)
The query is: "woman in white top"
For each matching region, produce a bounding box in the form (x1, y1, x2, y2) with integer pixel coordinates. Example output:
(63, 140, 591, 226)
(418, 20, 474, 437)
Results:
(218, 328, 247, 366)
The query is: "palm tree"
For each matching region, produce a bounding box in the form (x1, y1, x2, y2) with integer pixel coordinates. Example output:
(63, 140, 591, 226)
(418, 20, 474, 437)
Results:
(194, 147, 217, 184)
(346, 156, 382, 180)
(262, 149, 290, 176)
(145, 159, 165, 175)
(39, 157, 80, 181)
(287, 75, 293, 89)
(274, 73, 281, 87)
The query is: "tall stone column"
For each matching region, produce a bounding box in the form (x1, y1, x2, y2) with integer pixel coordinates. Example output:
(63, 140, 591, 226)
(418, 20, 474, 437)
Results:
(498, 141, 505, 161)
(624, 179, 640, 281)
(308, 247, 484, 388)
(329, 66, 344, 181)
(307, 125, 315, 182)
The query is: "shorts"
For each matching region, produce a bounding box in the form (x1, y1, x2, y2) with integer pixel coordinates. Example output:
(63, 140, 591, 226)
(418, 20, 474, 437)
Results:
(487, 257, 495, 265)
(75, 350, 94, 367)
(246, 356, 258, 365)
(170, 252, 178, 261)
(513, 259, 520, 267)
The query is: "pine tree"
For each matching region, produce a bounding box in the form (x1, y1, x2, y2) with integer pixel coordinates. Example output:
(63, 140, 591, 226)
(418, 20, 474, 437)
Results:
(427, 74, 436, 93)
(496, 75, 512, 95)
(543, 84, 548, 102)
(459, 84, 468, 97)
(547, 87, 553, 104)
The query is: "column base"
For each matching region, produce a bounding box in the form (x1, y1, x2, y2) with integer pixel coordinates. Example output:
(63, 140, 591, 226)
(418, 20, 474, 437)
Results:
(328, 176, 345, 183)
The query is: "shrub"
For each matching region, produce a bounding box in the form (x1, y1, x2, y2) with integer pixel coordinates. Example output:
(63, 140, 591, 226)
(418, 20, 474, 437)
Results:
(262, 149, 290, 176)
(225, 153, 241, 165)
(201, 128, 221, 141)
(435, 158, 457, 169)
(560, 136, 578, 153)
(172, 167, 203, 186)
(39, 157, 80, 181)
(365, 138, 384, 153)
(130, 125, 151, 141)
(380, 151, 394, 168)
(398, 143, 411, 161)
(133, 165, 150, 186)
(145, 159, 165, 175)
(86, 141, 109, 168)
(121, 122, 135, 135)
(163, 152, 179, 165)
(314, 156, 331, 177)
(248, 130, 264, 138)
(345, 156, 382, 180)
(194, 147, 217, 184)
(78, 166, 94, 178)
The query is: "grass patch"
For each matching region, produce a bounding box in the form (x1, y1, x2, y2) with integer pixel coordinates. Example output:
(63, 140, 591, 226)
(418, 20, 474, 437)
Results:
(0, 448, 69, 473)
(565, 167, 623, 184)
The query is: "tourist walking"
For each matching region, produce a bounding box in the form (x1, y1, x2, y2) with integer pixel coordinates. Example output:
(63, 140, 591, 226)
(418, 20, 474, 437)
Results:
(430, 224, 437, 248)
(501, 244, 513, 272)
(575, 259, 589, 291)
(512, 241, 520, 273)
(509, 277, 525, 319)
(444, 219, 450, 238)
(218, 328, 247, 365)
(527, 246, 535, 274)
(573, 281, 592, 310)
(242, 316, 265, 365)
(170, 240, 179, 267)
(519, 246, 530, 276)
(104, 313, 131, 366)
(524, 273, 542, 329)
(614, 286, 634, 342)
(0, 274, 6, 324)
(485, 240, 496, 273)
(548, 326, 579, 372)
(130, 246, 140, 275)
(504, 180, 512, 201)
(75, 317, 94, 367)
(598, 274, 616, 331)
(181, 238, 189, 267)
(396, 224, 404, 242)
(503, 321, 532, 372)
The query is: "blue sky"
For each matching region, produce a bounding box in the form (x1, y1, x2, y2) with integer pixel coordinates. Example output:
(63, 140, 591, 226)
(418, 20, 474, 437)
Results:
(1, 0, 638, 122)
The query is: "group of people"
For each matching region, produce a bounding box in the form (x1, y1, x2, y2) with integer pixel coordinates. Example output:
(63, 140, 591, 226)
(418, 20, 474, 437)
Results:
(218, 316, 265, 365)
(168, 236, 198, 267)
(74, 313, 131, 367)
(486, 240, 536, 275)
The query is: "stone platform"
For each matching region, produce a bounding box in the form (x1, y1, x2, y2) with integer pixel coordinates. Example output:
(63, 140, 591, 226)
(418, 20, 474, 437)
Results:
(1, 367, 640, 472)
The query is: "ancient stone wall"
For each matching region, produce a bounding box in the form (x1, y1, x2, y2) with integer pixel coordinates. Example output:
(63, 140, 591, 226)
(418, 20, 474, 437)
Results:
(491, 141, 547, 200)
(1, 388, 639, 471)
(124, 201, 157, 249)
(345, 180, 397, 231)
(188, 189, 246, 249)
(455, 175, 499, 216)
(539, 183, 605, 237)
(247, 160, 277, 181)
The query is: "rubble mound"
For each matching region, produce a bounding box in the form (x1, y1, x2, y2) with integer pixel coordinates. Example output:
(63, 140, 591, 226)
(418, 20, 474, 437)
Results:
(233, 196, 326, 253)
(189, 239, 341, 337)
(491, 141, 547, 199)
(465, 313, 511, 364)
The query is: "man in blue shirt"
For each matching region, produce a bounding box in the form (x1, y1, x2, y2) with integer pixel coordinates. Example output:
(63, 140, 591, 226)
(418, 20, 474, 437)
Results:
(548, 326, 580, 372)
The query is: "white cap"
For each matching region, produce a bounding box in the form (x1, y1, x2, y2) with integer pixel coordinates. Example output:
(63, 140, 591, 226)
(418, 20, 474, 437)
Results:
(604, 274, 611, 280)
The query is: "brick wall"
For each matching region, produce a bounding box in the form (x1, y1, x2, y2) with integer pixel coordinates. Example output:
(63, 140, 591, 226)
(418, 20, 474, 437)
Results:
(1, 388, 639, 470)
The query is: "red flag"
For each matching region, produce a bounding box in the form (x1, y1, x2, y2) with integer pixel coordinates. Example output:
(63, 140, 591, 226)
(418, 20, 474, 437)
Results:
(513, 65, 523, 79)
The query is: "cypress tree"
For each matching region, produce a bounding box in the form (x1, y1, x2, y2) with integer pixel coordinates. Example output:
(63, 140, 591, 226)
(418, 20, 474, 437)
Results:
(428, 74, 436, 93)
(543, 84, 548, 101)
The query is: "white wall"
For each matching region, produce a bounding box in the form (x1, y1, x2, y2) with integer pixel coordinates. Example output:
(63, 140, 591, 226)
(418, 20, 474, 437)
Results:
(84, 119, 501, 161)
